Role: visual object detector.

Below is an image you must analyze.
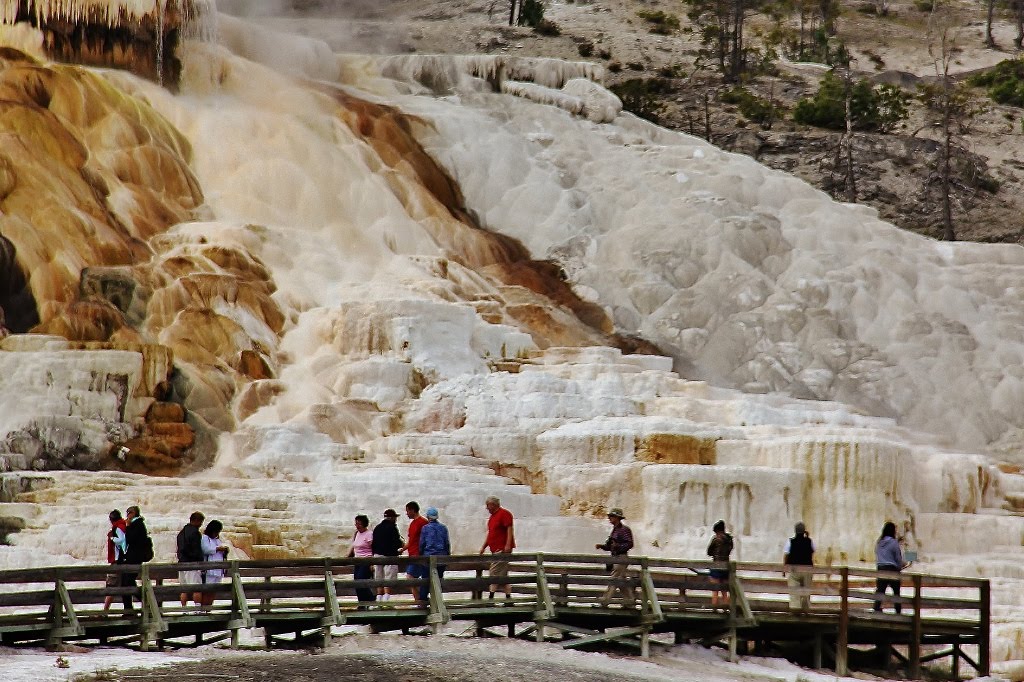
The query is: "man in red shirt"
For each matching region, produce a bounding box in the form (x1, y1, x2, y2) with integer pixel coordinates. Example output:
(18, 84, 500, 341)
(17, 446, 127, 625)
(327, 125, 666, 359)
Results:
(478, 496, 515, 600)
(404, 501, 428, 603)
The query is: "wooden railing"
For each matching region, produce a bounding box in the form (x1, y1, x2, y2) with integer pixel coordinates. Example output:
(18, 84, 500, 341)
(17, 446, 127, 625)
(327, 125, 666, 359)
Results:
(0, 555, 990, 678)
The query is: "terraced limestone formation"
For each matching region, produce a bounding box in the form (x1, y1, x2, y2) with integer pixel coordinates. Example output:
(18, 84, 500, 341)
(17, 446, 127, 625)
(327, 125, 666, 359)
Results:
(1, 3, 1024, 675)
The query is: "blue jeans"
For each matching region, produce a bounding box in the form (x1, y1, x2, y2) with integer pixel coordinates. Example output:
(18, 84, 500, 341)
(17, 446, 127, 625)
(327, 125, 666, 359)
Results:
(421, 565, 445, 602)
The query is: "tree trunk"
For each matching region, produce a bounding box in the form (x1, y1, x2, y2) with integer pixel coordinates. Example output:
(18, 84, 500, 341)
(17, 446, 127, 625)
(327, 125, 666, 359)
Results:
(730, 0, 744, 82)
(941, 123, 954, 240)
(704, 91, 712, 142)
(509, 0, 517, 26)
(717, 0, 730, 75)
(843, 69, 857, 203)
(1016, 0, 1024, 49)
(798, 6, 806, 58)
(986, 0, 997, 47)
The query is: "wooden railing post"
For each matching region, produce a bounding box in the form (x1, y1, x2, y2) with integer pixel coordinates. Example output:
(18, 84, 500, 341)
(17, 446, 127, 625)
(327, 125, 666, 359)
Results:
(426, 556, 449, 633)
(727, 561, 738, 662)
(228, 561, 251, 649)
(909, 574, 922, 679)
(638, 558, 663, 623)
(980, 579, 991, 676)
(321, 561, 343, 647)
(836, 567, 849, 676)
(139, 564, 166, 652)
(534, 553, 554, 643)
(47, 571, 81, 648)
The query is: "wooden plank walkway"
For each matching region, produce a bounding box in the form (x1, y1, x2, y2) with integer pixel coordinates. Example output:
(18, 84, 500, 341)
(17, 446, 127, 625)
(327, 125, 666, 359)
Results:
(0, 554, 989, 679)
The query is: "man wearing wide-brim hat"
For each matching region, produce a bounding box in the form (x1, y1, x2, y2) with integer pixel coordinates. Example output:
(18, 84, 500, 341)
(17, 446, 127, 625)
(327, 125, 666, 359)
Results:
(595, 507, 636, 607)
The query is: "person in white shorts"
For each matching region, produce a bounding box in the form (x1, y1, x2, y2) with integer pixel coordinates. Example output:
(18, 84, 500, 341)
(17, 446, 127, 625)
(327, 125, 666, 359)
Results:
(371, 509, 404, 601)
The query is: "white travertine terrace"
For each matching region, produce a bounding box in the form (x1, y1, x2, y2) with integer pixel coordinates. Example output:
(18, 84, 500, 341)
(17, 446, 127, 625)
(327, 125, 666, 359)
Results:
(2, 9, 1024, 674)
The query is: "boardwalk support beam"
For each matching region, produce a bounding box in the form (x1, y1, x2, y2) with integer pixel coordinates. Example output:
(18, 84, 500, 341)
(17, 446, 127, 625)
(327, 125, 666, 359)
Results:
(836, 567, 849, 676)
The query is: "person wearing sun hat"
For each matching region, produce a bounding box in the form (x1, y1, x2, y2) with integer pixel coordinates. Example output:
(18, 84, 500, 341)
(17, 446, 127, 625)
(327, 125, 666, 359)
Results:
(595, 506, 636, 607)
(372, 508, 404, 602)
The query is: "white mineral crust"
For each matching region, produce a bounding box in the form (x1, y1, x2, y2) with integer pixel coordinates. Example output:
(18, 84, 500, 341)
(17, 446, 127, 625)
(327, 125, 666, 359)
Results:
(2, 12, 1024, 676)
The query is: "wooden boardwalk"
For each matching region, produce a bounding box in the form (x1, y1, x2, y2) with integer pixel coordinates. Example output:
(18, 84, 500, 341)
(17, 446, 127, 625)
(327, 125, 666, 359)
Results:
(0, 554, 989, 679)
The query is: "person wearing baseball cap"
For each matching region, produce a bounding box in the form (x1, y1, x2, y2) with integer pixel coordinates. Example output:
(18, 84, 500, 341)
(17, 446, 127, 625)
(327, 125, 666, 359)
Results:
(595, 506, 635, 607)
(417, 507, 451, 604)
(371, 508, 403, 602)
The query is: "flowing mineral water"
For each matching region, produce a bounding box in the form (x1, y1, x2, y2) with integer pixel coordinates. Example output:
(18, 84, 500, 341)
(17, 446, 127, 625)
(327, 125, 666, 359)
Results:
(2, 3, 1024, 677)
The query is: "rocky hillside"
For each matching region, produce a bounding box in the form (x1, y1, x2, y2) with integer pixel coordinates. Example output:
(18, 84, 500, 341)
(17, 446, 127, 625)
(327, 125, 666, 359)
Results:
(246, 0, 1024, 243)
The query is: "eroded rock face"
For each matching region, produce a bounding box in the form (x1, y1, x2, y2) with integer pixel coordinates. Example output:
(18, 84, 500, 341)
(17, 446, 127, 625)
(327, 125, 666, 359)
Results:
(0, 40, 631, 477)
(0, 0, 217, 86)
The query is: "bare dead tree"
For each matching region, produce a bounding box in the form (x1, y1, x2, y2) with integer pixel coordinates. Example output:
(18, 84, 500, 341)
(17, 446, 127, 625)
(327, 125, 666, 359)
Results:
(841, 67, 857, 202)
(985, 0, 997, 47)
(923, 8, 976, 240)
(1016, 0, 1024, 49)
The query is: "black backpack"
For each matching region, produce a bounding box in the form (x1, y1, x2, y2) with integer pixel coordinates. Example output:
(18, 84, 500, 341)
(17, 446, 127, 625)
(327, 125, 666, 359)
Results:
(138, 534, 154, 562)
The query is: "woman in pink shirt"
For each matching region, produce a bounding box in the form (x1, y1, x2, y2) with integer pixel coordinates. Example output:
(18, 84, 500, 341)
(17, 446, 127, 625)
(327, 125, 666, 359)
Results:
(348, 515, 375, 604)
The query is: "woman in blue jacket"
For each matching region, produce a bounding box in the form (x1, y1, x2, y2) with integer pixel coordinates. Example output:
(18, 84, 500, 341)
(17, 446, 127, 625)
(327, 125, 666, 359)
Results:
(417, 507, 451, 602)
(873, 521, 909, 613)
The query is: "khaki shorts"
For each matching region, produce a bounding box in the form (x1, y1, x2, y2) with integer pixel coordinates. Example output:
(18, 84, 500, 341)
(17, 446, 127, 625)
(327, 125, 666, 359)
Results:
(374, 561, 398, 582)
(489, 559, 509, 592)
(178, 570, 203, 587)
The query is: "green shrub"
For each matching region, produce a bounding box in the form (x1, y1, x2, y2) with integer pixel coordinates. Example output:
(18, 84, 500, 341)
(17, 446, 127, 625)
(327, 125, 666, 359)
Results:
(975, 174, 1001, 193)
(518, 0, 545, 27)
(577, 41, 594, 57)
(913, 0, 933, 10)
(609, 78, 672, 123)
(970, 59, 1024, 107)
(627, 61, 645, 71)
(636, 10, 681, 34)
(657, 64, 684, 78)
(793, 72, 910, 131)
(721, 86, 776, 125)
(598, 48, 612, 59)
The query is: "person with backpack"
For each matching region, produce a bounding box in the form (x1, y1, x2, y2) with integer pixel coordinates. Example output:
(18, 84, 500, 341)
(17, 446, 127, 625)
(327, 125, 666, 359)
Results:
(783, 521, 815, 611)
(120, 505, 153, 612)
(707, 519, 733, 608)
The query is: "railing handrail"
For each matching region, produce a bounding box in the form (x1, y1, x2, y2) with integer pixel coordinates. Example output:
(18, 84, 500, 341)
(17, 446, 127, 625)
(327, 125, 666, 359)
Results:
(0, 553, 991, 587)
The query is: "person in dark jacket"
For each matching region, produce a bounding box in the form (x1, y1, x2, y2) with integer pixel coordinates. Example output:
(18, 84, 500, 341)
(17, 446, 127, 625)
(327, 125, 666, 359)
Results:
(707, 519, 733, 608)
(121, 505, 151, 611)
(596, 507, 636, 607)
(783, 521, 815, 611)
(176, 511, 205, 607)
(371, 509, 404, 601)
(873, 521, 908, 613)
